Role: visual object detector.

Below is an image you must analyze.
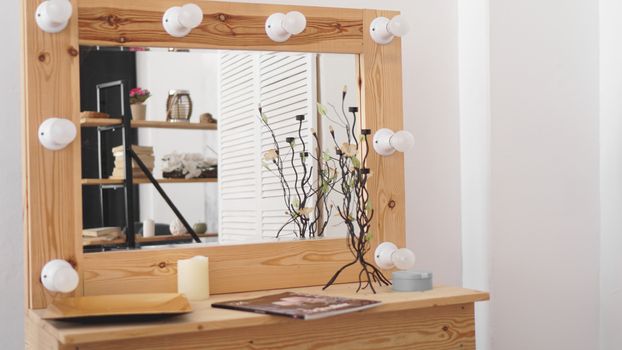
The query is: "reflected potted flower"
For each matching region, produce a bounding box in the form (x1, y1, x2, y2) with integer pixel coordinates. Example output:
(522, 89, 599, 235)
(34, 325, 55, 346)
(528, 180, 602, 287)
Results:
(129, 87, 151, 120)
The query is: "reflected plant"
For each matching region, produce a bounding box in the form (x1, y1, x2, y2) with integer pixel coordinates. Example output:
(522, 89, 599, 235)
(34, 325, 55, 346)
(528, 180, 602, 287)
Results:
(259, 108, 340, 239)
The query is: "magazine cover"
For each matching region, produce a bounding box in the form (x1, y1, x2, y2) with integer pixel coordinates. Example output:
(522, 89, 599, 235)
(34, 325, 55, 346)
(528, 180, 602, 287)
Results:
(212, 292, 381, 320)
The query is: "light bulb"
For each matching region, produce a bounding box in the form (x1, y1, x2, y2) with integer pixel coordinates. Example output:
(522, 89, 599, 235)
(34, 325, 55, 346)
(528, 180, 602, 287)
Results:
(178, 3, 203, 29)
(374, 242, 398, 269)
(283, 11, 306, 35)
(392, 248, 416, 270)
(265, 11, 307, 42)
(54, 266, 80, 293)
(163, 3, 204, 37)
(391, 130, 415, 152)
(36, 0, 73, 33)
(38, 118, 77, 150)
(41, 259, 79, 293)
(47, 0, 72, 24)
(388, 15, 409, 37)
(370, 15, 409, 45)
(50, 119, 76, 145)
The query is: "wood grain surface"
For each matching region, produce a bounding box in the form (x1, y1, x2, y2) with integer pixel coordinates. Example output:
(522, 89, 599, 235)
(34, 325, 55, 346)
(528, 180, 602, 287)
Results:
(26, 313, 69, 350)
(77, 0, 364, 53)
(82, 238, 360, 296)
(22, 0, 83, 309)
(362, 10, 406, 248)
(75, 305, 475, 350)
(30, 284, 488, 347)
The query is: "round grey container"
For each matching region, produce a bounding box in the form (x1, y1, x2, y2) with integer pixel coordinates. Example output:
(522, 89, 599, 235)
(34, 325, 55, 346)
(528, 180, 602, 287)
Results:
(392, 270, 433, 292)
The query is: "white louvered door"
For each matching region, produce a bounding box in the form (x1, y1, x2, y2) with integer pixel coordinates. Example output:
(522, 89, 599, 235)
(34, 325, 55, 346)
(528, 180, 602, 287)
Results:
(218, 52, 261, 242)
(219, 52, 317, 242)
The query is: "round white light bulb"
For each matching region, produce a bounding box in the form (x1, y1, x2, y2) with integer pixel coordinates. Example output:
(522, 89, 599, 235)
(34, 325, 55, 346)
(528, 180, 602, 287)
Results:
(374, 242, 398, 270)
(54, 266, 80, 293)
(50, 119, 76, 145)
(178, 3, 203, 29)
(38, 118, 77, 150)
(392, 248, 416, 270)
(41, 259, 79, 293)
(283, 11, 306, 35)
(388, 15, 409, 37)
(47, 0, 73, 24)
(391, 130, 415, 152)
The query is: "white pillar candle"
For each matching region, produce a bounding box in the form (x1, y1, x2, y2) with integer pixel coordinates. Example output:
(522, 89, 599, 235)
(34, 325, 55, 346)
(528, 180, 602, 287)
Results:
(177, 256, 210, 301)
(143, 219, 155, 238)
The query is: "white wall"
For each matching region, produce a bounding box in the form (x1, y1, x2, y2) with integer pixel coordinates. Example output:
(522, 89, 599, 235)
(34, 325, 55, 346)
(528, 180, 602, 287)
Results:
(489, 0, 600, 349)
(458, 0, 490, 348)
(599, 1, 622, 349)
(0, 0, 23, 349)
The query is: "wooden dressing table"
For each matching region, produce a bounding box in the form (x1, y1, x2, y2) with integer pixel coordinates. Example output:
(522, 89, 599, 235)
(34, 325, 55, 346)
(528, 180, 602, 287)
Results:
(22, 1, 488, 348)
(27, 284, 489, 350)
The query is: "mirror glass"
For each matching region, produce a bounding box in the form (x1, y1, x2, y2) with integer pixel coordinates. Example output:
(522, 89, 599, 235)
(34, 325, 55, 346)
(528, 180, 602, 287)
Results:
(79, 46, 360, 252)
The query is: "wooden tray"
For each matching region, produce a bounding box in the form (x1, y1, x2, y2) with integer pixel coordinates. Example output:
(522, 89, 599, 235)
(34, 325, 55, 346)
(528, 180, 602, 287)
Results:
(41, 293, 192, 320)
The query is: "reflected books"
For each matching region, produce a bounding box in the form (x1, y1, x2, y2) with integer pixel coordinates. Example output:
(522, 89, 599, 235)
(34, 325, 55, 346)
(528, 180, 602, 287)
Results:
(211, 292, 381, 320)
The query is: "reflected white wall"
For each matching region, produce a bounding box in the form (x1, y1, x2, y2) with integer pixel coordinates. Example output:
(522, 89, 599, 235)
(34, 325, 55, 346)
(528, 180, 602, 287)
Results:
(136, 50, 219, 232)
(317, 54, 358, 237)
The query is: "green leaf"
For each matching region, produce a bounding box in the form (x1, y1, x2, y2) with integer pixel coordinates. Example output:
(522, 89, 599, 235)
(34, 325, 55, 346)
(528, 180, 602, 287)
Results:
(262, 161, 271, 170)
(351, 156, 361, 169)
(261, 113, 268, 124)
(292, 198, 300, 208)
(364, 233, 373, 242)
(365, 201, 372, 215)
(321, 182, 329, 194)
(317, 103, 327, 116)
(322, 151, 331, 162)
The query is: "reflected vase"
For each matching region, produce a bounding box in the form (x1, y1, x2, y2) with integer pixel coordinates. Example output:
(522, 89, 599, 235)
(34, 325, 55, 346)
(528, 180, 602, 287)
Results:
(130, 103, 146, 121)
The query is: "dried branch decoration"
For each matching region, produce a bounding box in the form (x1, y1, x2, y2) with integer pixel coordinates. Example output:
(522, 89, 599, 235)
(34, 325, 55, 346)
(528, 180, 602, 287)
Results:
(259, 108, 339, 238)
(319, 91, 391, 293)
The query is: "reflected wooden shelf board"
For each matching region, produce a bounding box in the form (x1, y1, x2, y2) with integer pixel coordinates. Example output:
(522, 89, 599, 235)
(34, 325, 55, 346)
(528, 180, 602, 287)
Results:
(83, 233, 218, 247)
(81, 178, 218, 185)
(80, 118, 217, 130)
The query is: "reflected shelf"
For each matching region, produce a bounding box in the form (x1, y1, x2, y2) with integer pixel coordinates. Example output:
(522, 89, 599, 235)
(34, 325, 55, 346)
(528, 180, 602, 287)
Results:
(80, 118, 217, 130)
(82, 178, 218, 185)
(83, 232, 218, 247)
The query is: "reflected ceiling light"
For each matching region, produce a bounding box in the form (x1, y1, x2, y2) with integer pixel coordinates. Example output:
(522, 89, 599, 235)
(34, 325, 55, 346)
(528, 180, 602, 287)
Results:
(163, 3, 204, 37)
(35, 0, 73, 33)
(373, 128, 414, 156)
(38, 118, 77, 151)
(369, 15, 409, 45)
(265, 11, 307, 42)
(41, 259, 79, 293)
(374, 242, 416, 270)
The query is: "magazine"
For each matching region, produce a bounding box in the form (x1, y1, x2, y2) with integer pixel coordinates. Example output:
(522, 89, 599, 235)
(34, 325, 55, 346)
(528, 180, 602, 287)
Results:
(211, 292, 381, 320)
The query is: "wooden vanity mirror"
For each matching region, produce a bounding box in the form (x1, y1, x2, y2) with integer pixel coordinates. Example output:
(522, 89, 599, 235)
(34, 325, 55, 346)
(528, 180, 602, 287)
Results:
(22, 0, 405, 310)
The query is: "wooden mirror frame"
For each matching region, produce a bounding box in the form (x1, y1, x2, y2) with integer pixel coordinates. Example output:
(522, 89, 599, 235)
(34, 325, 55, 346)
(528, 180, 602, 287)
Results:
(22, 0, 405, 310)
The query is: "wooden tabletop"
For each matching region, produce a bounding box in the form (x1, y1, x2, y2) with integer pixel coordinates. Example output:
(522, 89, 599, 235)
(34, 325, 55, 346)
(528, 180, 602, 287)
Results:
(30, 284, 489, 345)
